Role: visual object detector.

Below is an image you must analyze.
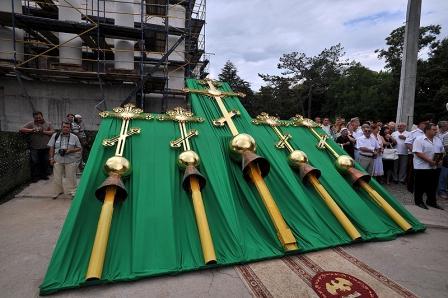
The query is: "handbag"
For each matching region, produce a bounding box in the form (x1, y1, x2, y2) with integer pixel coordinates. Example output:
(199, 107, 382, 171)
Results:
(382, 145, 398, 160)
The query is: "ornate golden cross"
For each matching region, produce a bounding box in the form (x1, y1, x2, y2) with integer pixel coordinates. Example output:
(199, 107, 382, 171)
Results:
(158, 107, 216, 265)
(252, 112, 294, 152)
(100, 104, 152, 157)
(290, 115, 339, 158)
(182, 78, 245, 136)
(158, 106, 204, 151)
(86, 104, 152, 281)
(184, 81, 299, 252)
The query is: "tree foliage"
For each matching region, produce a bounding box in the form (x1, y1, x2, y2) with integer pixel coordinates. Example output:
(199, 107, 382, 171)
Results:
(375, 25, 441, 74)
(260, 44, 347, 118)
(218, 61, 256, 114)
(217, 25, 447, 122)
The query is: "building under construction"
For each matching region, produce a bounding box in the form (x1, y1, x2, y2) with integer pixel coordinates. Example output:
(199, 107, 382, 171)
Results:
(0, 0, 207, 130)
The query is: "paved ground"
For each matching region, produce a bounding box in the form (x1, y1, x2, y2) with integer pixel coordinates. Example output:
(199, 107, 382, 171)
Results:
(0, 179, 447, 297)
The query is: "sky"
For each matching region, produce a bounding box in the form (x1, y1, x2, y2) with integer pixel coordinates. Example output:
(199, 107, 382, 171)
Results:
(205, 0, 448, 91)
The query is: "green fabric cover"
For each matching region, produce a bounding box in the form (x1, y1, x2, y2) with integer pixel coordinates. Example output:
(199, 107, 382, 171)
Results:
(39, 79, 424, 295)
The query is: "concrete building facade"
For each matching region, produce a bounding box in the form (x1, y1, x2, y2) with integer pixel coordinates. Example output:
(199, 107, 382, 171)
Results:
(0, 0, 207, 131)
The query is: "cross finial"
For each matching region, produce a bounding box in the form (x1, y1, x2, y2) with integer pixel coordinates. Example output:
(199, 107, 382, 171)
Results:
(100, 103, 152, 157)
(100, 103, 152, 121)
(182, 78, 246, 99)
(158, 107, 204, 123)
(158, 107, 203, 151)
(290, 114, 320, 128)
(252, 112, 289, 127)
(252, 112, 294, 152)
(183, 79, 245, 136)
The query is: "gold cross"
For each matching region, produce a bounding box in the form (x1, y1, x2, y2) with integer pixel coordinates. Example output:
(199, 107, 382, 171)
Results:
(99, 104, 153, 157)
(252, 112, 294, 153)
(290, 115, 339, 158)
(289, 114, 320, 128)
(158, 107, 204, 151)
(182, 78, 245, 136)
(317, 134, 329, 150)
(276, 133, 293, 150)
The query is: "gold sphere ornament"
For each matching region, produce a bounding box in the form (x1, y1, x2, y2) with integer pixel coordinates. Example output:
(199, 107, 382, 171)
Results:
(104, 156, 131, 176)
(288, 150, 308, 169)
(229, 133, 257, 161)
(335, 155, 355, 172)
(177, 150, 200, 169)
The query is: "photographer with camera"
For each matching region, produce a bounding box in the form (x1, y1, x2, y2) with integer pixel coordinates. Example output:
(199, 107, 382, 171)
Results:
(47, 121, 81, 198)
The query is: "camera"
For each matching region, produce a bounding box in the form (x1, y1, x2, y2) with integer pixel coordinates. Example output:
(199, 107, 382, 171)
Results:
(58, 149, 67, 156)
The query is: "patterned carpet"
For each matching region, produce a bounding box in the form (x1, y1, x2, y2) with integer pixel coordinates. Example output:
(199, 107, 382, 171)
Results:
(236, 247, 416, 298)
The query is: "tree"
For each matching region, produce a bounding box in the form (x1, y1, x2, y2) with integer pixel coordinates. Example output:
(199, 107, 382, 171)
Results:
(325, 63, 395, 121)
(262, 44, 347, 118)
(416, 37, 448, 120)
(218, 61, 256, 115)
(375, 25, 441, 75)
(255, 76, 299, 119)
(375, 24, 445, 121)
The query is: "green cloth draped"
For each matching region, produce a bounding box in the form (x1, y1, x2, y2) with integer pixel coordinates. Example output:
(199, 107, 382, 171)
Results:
(39, 79, 424, 295)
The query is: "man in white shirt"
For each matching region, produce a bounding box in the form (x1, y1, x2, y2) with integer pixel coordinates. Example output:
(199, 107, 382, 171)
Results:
(351, 120, 365, 162)
(48, 121, 82, 198)
(349, 117, 363, 137)
(321, 117, 332, 137)
(391, 122, 410, 183)
(413, 123, 444, 209)
(404, 115, 432, 193)
(356, 125, 380, 175)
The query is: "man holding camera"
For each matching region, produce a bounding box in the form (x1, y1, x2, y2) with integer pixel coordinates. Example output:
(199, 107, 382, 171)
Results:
(47, 121, 81, 198)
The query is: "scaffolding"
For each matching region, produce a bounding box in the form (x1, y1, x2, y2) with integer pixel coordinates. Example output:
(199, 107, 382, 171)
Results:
(0, 0, 207, 111)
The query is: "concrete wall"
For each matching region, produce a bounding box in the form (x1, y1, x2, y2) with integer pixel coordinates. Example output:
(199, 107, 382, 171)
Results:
(0, 78, 188, 132)
(0, 78, 135, 131)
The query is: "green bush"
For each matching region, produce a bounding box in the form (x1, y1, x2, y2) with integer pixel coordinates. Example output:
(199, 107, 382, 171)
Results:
(0, 132, 30, 198)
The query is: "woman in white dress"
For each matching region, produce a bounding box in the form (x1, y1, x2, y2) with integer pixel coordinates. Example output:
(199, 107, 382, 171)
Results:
(371, 124, 384, 181)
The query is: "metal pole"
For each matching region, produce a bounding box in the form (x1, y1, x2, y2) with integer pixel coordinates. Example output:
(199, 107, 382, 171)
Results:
(396, 0, 422, 129)
(11, 0, 17, 66)
(140, 0, 145, 110)
(95, 0, 106, 111)
(162, 0, 169, 112)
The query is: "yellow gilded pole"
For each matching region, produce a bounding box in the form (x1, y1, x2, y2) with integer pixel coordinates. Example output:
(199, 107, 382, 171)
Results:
(159, 107, 217, 264)
(184, 80, 298, 251)
(253, 113, 361, 241)
(359, 180, 412, 231)
(190, 176, 217, 263)
(86, 186, 116, 279)
(248, 163, 298, 250)
(86, 104, 152, 280)
(308, 175, 361, 240)
(290, 115, 412, 232)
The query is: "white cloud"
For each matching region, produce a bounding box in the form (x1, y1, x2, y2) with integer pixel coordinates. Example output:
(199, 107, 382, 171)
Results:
(205, 0, 448, 90)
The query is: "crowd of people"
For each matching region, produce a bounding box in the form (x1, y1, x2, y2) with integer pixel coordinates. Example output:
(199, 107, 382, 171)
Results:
(20, 112, 87, 198)
(315, 115, 447, 210)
